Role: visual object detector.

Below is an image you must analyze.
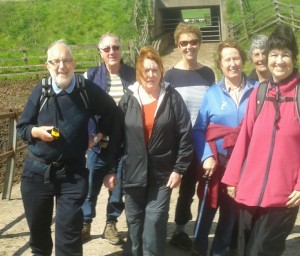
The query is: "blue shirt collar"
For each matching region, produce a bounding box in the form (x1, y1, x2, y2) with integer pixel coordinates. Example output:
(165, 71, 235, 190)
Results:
(52, 75, 76, 94)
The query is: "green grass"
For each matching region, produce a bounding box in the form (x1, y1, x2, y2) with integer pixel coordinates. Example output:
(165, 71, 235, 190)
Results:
(0, 0, 139, 49)
(0, 0, 151, 74)
(181, 9, 211, 28)
(181, 9, 210, 19)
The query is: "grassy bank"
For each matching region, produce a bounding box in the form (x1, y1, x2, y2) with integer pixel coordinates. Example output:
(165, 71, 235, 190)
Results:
(0, 0, 139, 49)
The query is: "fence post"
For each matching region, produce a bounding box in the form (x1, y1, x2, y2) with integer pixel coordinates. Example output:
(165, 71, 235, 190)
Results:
(274, 1, 281, 23)
(128, 40, 136, 66)
(290, 5, 295, 32)
(1, 111, 18, 200)
(134, 0, 139, 30)
(22, 50, 29, 71)
(243, 20, 249, 40)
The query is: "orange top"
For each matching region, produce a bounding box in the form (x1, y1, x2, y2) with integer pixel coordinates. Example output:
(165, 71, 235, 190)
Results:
(142, 100, 158, 145)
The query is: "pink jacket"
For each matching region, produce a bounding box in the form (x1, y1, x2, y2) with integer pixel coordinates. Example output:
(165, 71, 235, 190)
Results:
(222, 73, 300, 207)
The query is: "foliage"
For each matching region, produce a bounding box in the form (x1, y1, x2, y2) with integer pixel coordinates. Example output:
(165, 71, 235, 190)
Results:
(224, 0, 243, 24)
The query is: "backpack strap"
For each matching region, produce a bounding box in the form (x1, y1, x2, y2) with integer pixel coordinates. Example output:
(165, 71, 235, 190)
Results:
(39, 75, 89, 111)
(75, 74, 101, 132)
(39, 75, 101, 131)
(40, 76, 54, 112)
(75, 74, 89, 110)
(256, 81, 300, 120)
(255, 81, 268, 118)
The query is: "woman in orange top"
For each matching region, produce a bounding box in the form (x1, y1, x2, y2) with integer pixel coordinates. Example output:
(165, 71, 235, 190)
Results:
(105, 46, 194, 256)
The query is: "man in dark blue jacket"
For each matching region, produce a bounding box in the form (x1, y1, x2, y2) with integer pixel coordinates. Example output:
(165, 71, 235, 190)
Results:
(81, 33, 136, 244)
(17, 40, 116, 256)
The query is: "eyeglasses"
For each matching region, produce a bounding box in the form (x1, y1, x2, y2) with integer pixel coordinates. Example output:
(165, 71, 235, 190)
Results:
(47, 58, 73, 67)
(179, 39, 199, 47)
(100, 45, 120, 53)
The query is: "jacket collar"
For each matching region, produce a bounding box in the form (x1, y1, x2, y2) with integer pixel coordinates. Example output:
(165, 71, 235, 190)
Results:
(220, 73, 258, 93)
(127, 81, 171, 108)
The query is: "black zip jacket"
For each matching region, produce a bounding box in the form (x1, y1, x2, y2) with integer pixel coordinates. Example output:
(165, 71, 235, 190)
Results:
(109, 81, 194, 187)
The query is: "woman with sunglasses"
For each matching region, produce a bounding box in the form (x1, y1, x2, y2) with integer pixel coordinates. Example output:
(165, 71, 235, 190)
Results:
(165, 22, 215, 251)
(192, 39, 258, 256)
(222, 24, 300, 256)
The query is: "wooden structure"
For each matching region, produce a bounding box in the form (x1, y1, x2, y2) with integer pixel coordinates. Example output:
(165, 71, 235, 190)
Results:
(228, 0, 300, 42)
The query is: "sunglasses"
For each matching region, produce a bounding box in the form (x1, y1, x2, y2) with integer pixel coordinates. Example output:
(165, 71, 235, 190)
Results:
(100, 45, 120, 53)
(179, 39, 199, 47)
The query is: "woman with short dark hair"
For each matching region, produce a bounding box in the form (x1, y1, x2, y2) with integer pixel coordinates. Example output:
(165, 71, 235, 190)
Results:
(222, 24, 300, 255)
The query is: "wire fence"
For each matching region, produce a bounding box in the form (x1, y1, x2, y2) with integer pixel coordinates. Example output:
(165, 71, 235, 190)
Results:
(0, 43, 137, 77)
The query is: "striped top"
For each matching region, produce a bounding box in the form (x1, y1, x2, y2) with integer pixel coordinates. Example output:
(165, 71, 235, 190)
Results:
(107, 72, 124, 104)
(164, 66, 215, 126)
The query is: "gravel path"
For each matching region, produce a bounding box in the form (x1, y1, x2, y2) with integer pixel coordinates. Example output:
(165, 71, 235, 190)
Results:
(1, 182, 300, 256)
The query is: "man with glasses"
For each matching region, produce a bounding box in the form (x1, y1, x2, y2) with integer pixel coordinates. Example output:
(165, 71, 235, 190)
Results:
(17, 40, 116, 256)
(81, 33, 136, 244)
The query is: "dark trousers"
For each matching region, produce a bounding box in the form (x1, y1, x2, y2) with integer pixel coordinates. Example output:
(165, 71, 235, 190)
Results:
(174, 155, 198, 225)
(238, 204, 299, 256)
(194, 183, 238, 256)
(21, 169, 88, 256)
(123, 184, 172, 256)
(81, 148, 124, 224)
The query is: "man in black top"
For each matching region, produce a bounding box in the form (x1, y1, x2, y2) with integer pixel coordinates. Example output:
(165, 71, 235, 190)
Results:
(17, 40, 116, 256)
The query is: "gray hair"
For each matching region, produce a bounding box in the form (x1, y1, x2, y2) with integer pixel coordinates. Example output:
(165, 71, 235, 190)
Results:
(47, 39, 73, 60)
(98, 33, 121, 49)
(248, 34, 268, 61)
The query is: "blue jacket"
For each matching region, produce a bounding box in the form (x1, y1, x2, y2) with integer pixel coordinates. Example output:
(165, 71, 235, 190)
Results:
(193, 75, 258, 163)
(86, 61, 136, 91)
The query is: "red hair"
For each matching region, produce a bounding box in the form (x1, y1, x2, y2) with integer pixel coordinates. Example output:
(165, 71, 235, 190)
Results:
(136, 46, 164, 84)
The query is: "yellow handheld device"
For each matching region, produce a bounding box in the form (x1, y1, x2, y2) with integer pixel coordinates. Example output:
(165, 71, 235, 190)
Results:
(51, 127, 60, 139)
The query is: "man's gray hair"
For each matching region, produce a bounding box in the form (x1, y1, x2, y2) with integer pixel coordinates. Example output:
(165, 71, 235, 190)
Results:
(98, 33, 121, 49)
(47, 39, 73, 60)
(248, 34, 268, 62)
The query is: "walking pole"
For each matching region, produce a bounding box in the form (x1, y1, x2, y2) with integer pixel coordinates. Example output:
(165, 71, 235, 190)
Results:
(194, 176, 210, 239)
